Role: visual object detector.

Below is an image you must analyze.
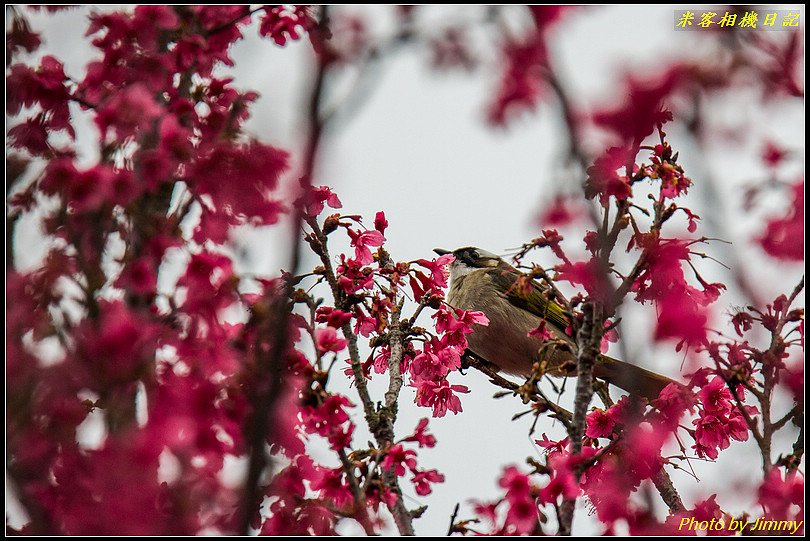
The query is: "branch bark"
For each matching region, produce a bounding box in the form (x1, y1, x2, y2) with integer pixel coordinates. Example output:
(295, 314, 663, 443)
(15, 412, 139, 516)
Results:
(558, 301, 601, 535)
(652, 469, 685, 513)
(380, 307, 416, 536)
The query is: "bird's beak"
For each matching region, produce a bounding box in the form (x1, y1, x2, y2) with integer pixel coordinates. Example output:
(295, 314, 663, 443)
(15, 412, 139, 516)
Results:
(433, 248, 451, 256)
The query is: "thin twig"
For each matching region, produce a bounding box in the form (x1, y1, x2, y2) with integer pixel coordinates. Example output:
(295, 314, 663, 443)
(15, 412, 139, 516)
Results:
(446, 503, 460, 536)
(462, 351, 573, 427)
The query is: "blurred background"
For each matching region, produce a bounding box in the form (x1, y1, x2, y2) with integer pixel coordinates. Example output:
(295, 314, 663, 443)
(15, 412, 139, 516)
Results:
(8, 5, 804, 535)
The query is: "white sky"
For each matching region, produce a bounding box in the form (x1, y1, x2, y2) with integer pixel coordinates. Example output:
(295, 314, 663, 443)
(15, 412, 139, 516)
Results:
(7, 4, 805, 536)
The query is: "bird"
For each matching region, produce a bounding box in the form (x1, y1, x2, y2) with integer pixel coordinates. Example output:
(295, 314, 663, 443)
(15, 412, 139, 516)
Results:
(434, 246, 675, 400)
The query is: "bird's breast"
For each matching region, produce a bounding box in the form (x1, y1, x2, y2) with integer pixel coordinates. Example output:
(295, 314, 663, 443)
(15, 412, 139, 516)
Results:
(447, 271, 552, 377)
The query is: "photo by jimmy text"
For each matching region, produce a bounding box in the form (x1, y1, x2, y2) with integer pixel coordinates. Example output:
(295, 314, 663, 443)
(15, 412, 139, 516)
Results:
(678, 516, 803, 535)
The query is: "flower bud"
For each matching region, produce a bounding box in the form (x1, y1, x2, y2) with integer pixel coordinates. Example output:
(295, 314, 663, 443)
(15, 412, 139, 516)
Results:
(322, 213, 340, 235)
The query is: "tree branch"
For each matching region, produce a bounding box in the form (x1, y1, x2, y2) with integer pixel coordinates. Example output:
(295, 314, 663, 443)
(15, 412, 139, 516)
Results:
(237, 7, 332, 534)
(651, 468, 685, 514)
(380, 305, 415, 536)
(337, 449, 376, 534)
(306, 217, 379, 433)
(462, 351, 573, 427)
(558, 301, 601, 535)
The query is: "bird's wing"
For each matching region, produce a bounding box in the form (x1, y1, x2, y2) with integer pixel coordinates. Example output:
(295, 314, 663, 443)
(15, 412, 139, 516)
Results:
(485, 265, 571, 335)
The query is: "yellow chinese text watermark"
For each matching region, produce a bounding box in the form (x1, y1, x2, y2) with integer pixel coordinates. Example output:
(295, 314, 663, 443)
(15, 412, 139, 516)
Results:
(675, 9, 801, 30)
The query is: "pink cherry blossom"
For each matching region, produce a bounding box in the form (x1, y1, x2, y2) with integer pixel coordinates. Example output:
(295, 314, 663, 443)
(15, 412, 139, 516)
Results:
(585, 408, 615, 439)
(758, 180, 803, 261)
(410, 337, 462, 382)
(402, 418, 437, 448)
(314, 307, 353, 329)
(382, 444, 417, 477)
(411, 468, 445, 496)
(314, 327, 347, 354)
(310, 467, 354, 509)
(497, 466, 541, 534)
(299, 185, 342, 218)
(758, 468, 804, 520)
(373, 210, 388, 234)
(528, 320, 555, 341)
(487, 31, 547, 126)
(413, 379, 469, 417)
(585, 147, 634, 204)
(414, 253, 455, 291)
(347, 228, 385, 265)
(697, 377, 733, 415)
(258, 5, 315, 46)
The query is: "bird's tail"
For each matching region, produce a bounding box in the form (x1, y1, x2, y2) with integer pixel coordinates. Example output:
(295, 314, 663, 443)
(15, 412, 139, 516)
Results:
(594, 355, 675, 401)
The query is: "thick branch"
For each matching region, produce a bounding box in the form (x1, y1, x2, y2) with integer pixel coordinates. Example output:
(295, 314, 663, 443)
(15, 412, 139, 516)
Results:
(384, 310, 405, 412)
(381, 467, 415, 536)
(380, 307, 415, 536)
(337, 449, 376, 535)
(785, 421, 804, 471)
(237, 8, 331, 534)
(558, 302, 601, 535)
(651, 469, 685, 514)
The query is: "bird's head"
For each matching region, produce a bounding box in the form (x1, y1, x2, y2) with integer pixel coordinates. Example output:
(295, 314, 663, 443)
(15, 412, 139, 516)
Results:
(433, 246, 503, 280)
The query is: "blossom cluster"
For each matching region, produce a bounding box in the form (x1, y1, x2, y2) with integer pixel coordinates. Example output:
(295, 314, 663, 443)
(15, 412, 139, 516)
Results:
(6, 5, 335, 535)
